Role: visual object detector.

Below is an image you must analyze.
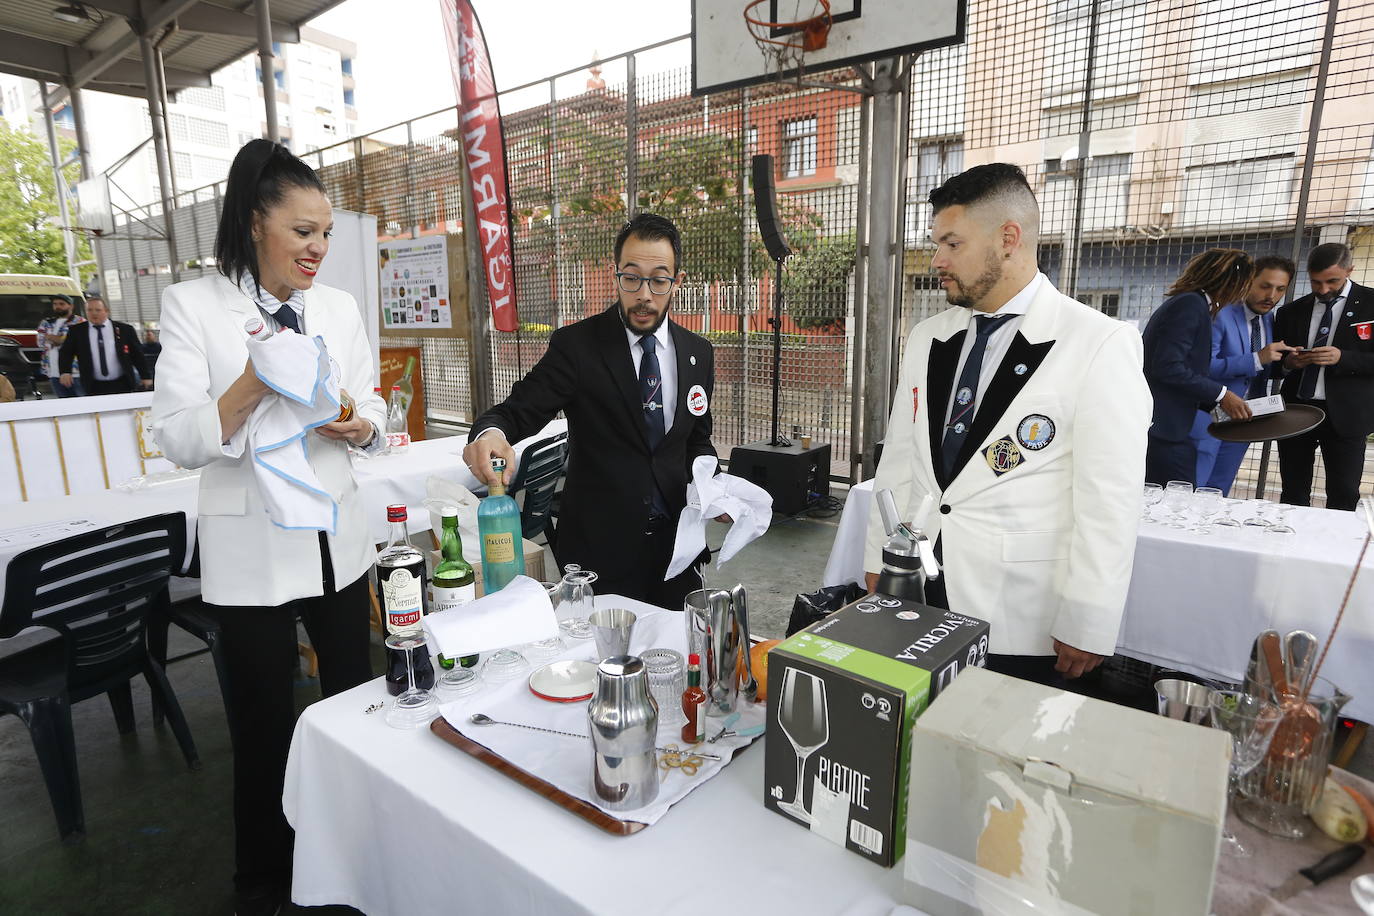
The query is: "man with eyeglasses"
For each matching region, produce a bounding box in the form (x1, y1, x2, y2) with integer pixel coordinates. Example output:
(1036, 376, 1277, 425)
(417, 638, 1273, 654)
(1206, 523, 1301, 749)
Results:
(463, 212, 719, 607)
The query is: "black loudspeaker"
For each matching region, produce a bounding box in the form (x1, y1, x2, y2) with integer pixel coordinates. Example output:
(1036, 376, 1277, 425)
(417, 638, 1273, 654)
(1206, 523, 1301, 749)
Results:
(729, 440, 830, 516)
(752, 154, 791, 262)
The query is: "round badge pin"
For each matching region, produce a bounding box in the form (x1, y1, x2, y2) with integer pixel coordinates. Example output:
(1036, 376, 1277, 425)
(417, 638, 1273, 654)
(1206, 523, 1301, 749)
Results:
(690, 355, 697, 365)
(686, 384, 708, 416)
(955, 386, 973, 406)
(1014, 363, 1028, 376)
(953, 421, 966, 434)
(1017, 414, 1055, 451)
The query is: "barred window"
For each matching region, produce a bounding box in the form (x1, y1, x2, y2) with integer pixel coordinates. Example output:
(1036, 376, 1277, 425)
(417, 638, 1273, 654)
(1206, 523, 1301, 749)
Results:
(782, 117, 817, 178)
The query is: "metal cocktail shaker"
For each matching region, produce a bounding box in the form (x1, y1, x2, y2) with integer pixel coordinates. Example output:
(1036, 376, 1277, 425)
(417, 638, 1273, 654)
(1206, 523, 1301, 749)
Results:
(683, 585, 755, 716)
(587, 655, 660, 811)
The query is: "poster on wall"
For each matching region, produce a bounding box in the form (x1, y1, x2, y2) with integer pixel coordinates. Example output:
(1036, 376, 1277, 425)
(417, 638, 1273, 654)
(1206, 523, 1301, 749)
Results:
(379, 236, 452, 332)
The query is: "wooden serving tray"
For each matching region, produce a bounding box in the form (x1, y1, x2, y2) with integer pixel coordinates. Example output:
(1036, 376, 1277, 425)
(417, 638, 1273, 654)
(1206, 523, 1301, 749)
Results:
(430, 715, 648, 836)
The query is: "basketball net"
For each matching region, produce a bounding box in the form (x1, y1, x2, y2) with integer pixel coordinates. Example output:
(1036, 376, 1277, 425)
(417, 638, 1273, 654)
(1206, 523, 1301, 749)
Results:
(744, 0, 832, 87)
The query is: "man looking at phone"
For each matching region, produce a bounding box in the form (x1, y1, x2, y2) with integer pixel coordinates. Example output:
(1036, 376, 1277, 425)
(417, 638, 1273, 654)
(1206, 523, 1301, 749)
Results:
(1274, 243, 1374, 510)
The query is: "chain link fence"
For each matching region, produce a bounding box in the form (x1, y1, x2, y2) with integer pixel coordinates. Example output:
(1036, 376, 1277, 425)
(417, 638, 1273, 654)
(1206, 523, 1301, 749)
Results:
(97, 0, 1374, 500)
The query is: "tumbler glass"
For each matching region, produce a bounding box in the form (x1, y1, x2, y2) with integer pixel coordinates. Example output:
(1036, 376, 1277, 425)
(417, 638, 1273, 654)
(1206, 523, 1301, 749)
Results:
(642, 647, 687, 729)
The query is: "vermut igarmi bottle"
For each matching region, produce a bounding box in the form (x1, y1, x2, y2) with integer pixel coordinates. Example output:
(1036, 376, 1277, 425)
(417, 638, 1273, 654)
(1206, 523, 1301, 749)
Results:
(376, 504, 434, 694)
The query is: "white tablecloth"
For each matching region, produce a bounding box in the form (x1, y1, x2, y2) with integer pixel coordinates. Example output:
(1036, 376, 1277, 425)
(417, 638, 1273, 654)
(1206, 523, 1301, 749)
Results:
(824, 479, 1374, 722)
(283, 595, 917, 916)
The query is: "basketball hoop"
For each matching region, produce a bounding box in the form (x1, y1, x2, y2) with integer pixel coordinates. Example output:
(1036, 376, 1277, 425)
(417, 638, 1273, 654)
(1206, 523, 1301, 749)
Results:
(744, 0, 832, 85)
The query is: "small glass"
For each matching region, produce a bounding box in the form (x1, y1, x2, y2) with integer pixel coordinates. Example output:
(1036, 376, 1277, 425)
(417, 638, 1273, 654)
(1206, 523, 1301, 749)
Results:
(558, 564, 597, 640)
(1243, 498, 1273, 528)
(481, 648, 531, 684)
(1213, 498, 1243, 528)
(1193, 487, 1223, 534)
(1142, 482, 1163, 523)
(642, 647, 687, 729)
(1266, 503, 1296, 538)
(385, 633, 439, 729)
(1208, 689, 1282, 857)
(1163, 480, 1193, 528)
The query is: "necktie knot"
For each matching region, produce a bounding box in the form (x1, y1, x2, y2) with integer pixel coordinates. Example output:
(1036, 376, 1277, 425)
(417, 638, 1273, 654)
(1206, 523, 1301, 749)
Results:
(974, 315, 1002, 338)
(641, 335, 657, 354)
(274, 304, 302, 335)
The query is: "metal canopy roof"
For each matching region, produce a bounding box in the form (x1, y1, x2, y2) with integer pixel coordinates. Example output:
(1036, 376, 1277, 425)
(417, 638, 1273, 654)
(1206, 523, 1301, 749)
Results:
(0, 0, 348, 102)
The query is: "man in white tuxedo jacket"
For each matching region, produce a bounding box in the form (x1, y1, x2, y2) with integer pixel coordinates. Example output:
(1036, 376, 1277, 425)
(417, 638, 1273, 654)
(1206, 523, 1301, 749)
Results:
(864, 163, 1150, 687)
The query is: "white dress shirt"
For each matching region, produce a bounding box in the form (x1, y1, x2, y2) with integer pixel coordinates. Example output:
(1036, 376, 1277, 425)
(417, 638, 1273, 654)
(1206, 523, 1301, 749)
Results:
(943, 272, 1043, 429)
(1304, 278, 1351, 400)
(87, 321, 121, 381)
(625, 321, 677, 430)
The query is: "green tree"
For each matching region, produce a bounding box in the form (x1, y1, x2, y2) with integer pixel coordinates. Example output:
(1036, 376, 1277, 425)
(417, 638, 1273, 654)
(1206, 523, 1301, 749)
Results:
(782, 231, 856, 330)
(0, 122, 92, 280)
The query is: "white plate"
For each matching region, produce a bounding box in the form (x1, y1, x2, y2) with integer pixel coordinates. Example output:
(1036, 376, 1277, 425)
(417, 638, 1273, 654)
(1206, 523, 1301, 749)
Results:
(528, 659, 597, 702)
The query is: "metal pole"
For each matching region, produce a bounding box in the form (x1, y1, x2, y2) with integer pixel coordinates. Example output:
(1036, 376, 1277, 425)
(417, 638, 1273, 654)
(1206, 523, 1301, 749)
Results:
(549, 79, 561, 325)
(1061, 0, 1100, 299)
(354, 137, 366, 211)
(861, 58, 901, 478)
(887, 55, 915, 399)
(67, 85, 92, 180)
(139, 31, 180, 282)
(153, 43, 180, 199)
(850, 74, 872, 482)
(738, 86, 751, 445)
(405, 119, 418, 238)
(256, 0, 280, 142)
(460, 131, 494, 416)
(40, 83, 81, 287)
(1257, 0, 1340, 500)
(625, 54, 638, 214)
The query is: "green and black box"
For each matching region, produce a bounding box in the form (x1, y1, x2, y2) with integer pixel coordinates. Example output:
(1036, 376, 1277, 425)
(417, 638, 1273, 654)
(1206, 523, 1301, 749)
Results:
(763, 593, 989, 867)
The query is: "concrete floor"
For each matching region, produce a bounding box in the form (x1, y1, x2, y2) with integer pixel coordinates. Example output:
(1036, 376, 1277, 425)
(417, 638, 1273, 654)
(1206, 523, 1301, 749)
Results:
(1, 483, 1369, 915)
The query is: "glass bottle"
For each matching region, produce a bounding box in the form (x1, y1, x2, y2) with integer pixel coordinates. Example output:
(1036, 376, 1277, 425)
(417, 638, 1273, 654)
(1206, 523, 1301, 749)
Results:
(431, 505, 478, 669)
(397, 355, 417, 411)
(681, 654, 707, 745)
(385, 384, 409, 453)
(478, 456, 524, 594)
(376, 504, 434, 695)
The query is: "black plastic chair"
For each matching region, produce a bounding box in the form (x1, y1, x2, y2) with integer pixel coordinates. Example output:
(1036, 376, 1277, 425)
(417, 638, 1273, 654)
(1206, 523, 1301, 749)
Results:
(507, 432, 569, 542)
(0, 513, 200, 842)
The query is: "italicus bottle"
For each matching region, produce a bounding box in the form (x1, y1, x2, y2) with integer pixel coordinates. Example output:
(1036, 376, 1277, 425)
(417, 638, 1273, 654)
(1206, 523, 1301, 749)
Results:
(431, 505, 478, 669)
(477, 456, 524, 594)
(376, 504, 434, 694)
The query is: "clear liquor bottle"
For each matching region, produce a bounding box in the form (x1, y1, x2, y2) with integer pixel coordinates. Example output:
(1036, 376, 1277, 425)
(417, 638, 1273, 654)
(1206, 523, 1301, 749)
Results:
(385, 384, 409, 453)
(431, 505, 478, 669)
(376, 504, 433, 694)
(478, 456, 525, 594)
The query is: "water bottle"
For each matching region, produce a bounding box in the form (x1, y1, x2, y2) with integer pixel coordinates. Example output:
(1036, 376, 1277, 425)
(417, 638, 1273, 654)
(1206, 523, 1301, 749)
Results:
(385, 384, 409, 454)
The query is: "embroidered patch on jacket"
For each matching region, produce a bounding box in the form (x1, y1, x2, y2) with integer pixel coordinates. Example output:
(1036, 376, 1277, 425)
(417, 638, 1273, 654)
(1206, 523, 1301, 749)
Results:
(984, 436, 1024, 476)
(1016, 414, 1056, 451)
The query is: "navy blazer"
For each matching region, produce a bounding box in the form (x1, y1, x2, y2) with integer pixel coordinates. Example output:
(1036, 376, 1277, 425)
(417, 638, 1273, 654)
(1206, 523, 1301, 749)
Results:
(1142, 291, 1222, 442)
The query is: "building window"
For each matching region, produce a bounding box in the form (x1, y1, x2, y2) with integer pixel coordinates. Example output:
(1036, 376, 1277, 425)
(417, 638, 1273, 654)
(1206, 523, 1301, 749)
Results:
(745, 125, 757, 151)
(343, 88, 355, 107)
(906, 139, 964, 242)
(781, 116, 817, 178)
(1076, 289, 1122, 318)
(341, 58, 354, 76)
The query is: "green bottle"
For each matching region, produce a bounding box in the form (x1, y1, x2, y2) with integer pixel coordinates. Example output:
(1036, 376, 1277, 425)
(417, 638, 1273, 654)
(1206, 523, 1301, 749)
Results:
(432, 505, 478, 668)
(478, 456, 525, 593)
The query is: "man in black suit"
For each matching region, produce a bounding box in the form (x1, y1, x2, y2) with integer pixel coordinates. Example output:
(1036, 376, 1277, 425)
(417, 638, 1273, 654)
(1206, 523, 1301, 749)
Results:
(462, 213, 719, 607)
(57, 296, 153, 396)
(1274, 242, 1374, 510)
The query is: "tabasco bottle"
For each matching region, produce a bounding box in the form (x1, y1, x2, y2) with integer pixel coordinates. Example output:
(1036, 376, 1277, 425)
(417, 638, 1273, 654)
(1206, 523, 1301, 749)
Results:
(681, 653, 707, 744)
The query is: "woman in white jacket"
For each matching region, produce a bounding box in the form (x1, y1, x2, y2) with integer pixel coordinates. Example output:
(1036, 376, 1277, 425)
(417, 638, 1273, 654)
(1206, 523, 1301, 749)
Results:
(152, 140, 385, 915)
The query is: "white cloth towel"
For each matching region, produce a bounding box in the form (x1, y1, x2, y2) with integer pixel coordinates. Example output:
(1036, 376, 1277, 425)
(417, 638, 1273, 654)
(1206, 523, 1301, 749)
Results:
(245, 330, 343, 532)
(421, 575, 560, 659)
(665, 455, 774, 580)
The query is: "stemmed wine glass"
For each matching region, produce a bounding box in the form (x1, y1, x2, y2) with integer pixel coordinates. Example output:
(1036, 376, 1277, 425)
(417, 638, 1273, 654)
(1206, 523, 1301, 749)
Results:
(1266, 503, 1297, 538)
(1213, 498, 1243, 529)
(775, 668, 829, 825)
(1243, 498, 1273, 528)
(521, 581, 568, 660)
(1208, 688, 1282, 857)
(1193, 487, 1223, 534)
(558, 564, 597, 640)
(1164, 480, 1193, 529)
(385, 632, 439, 728)
(1142, 483, 1163, 524)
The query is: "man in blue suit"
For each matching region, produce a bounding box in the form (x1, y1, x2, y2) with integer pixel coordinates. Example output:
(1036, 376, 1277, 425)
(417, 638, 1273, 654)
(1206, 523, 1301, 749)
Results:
(1189, 256, 1297, 493)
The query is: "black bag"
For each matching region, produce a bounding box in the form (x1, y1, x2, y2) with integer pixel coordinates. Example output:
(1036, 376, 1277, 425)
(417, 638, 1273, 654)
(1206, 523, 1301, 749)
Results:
(786, 582, 864, 636)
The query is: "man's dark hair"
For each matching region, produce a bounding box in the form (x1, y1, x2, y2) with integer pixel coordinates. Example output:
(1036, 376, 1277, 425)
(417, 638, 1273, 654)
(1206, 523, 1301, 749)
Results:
(928, 163, 1040, 247)
(51, 294, 72, 304)
(614, 212, 683, 273)
(215, 139, 328, 289)
(1307, 242, 1353, 274)
(1252, 255, 1296, 281)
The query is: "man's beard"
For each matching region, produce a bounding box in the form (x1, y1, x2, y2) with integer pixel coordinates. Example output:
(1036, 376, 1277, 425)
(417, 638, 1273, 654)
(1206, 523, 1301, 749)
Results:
(942, 250, 1003, 310)
(619, 301, 671, 336)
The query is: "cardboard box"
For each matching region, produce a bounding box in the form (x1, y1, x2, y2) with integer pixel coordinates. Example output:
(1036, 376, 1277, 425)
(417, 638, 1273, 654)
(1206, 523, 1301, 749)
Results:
(763, 593, 989, 866)
(1211, 393, 1284, 424)
(428, 538, 544, 597)
(903, 667, 1230, 916)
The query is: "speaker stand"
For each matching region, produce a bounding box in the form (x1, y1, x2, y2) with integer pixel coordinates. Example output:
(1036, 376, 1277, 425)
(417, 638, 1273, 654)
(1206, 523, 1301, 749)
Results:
(769, 255, 787, 447)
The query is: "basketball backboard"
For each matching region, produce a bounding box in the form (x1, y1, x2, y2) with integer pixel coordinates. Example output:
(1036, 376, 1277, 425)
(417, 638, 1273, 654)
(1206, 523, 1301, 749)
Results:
(692, 0, 966, 95)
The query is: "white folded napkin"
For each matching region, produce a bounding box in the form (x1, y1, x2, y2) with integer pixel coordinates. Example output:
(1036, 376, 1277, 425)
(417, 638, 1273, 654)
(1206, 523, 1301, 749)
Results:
(421, 575, 560, 659)
(664, 454, 774, 580)
(246, 331, 342, 532)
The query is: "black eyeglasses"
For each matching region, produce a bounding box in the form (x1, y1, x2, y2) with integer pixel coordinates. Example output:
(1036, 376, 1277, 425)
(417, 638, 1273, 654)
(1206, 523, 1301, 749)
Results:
(615, 272, 676, 295)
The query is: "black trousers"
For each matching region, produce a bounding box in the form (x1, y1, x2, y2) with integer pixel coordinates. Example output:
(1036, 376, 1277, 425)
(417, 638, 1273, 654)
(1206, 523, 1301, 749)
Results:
(204, 535, 374, 895)
(86, 376, 134, 395)
(589, 514, 705, 611)
(1144, 435, 1197, 487)
(1278, 400, 1367, 511)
